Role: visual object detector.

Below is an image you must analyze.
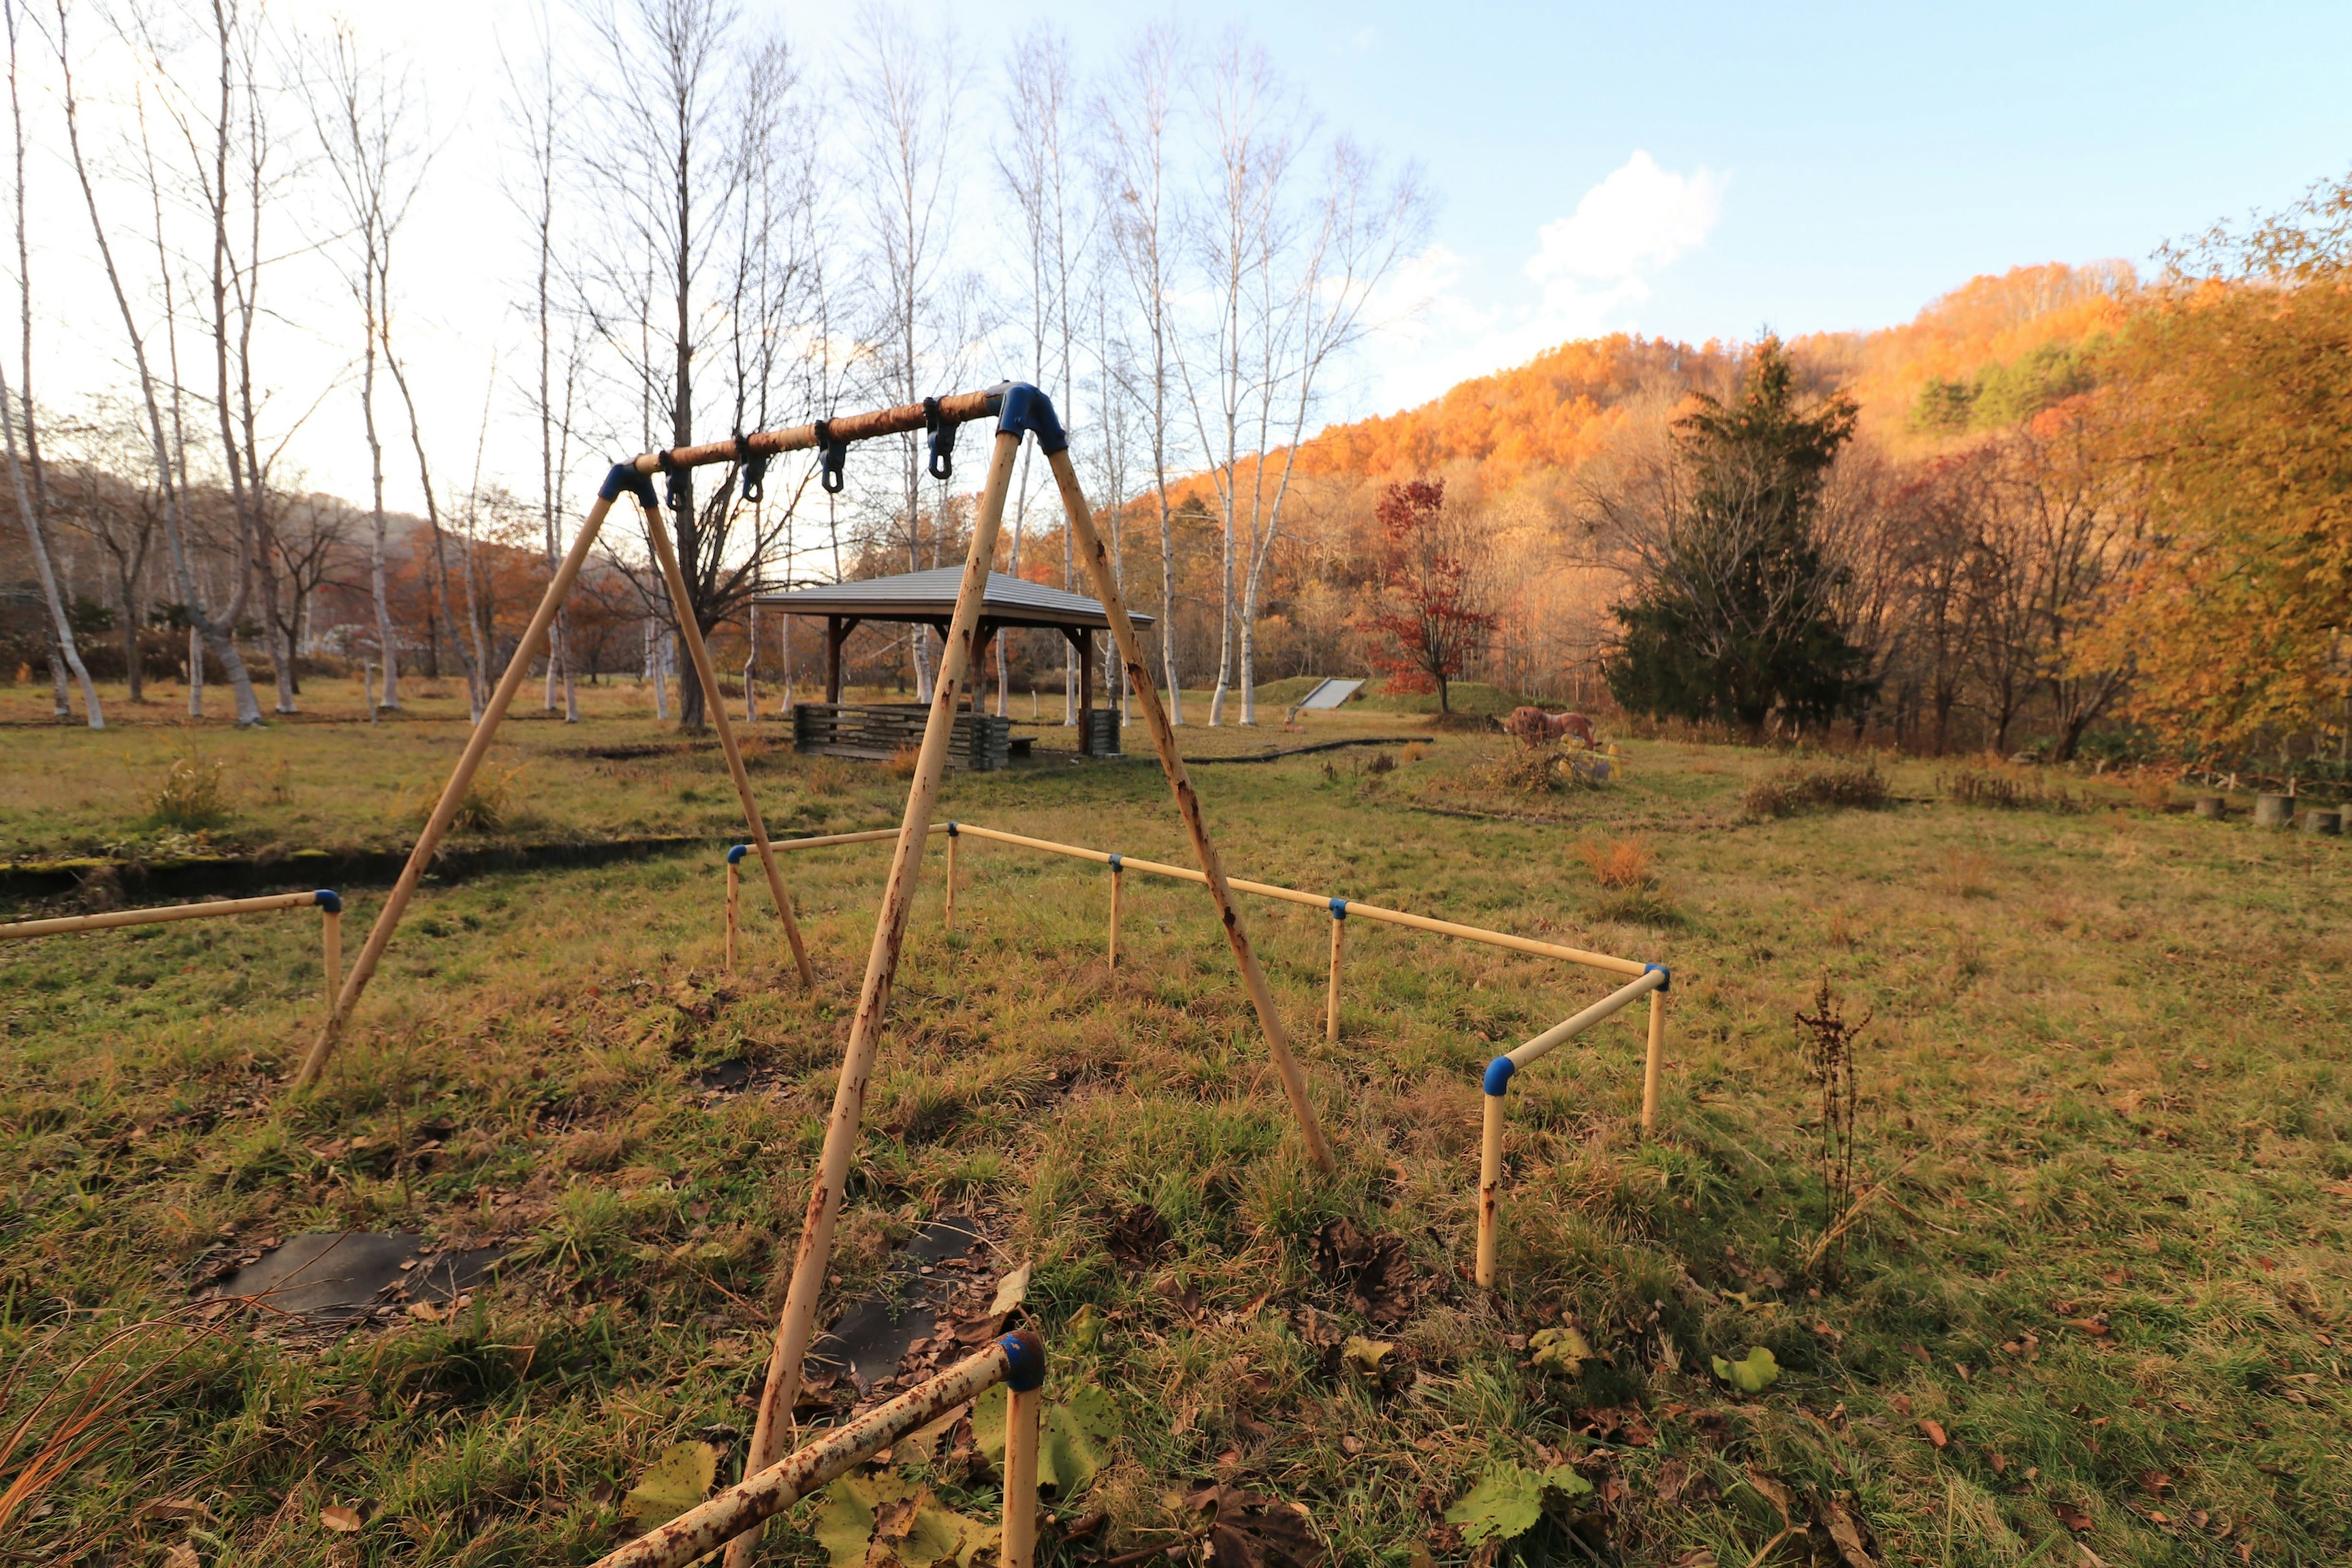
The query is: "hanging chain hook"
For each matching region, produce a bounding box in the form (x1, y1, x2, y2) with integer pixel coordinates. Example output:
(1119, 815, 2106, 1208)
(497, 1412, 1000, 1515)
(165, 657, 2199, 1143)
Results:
(736, 431, 769, 505)
(814, 419, 848, 495)
(924, 396, 957, 482)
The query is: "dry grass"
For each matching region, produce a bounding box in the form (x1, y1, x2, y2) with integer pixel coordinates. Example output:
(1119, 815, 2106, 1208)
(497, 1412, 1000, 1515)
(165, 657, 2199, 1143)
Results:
(148, 750, 233, 831)
(1743, 759, 1890, 818)
(888, 745, 922, 779)
(1576, 835, 1654, 890)
(1, 725, 2346, 1566)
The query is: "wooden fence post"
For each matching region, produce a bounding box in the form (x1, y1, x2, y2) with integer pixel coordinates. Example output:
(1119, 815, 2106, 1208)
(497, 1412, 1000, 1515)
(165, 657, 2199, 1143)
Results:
(321, 895, 341, 1014)
(722, 426, 1022, 1568)
(1325, 902, 1346, 1042)
(1641, 984, 1667, 1132)
(1108, 858, 1123, 971)
(725, 846, 744, 974)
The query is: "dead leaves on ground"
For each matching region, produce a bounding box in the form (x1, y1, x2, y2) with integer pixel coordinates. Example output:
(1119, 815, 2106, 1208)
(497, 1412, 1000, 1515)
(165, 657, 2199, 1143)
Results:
(1186, 1483, 1324, 1568)
(1308, 1218, 1415, 1325)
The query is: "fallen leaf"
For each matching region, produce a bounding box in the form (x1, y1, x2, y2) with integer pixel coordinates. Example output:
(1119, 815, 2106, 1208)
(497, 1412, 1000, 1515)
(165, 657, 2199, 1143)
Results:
(318, 1504, 363, 1533)
(1441, 1461, 1589, 1547)
(137, 1498, 216, 1525)
(1341, 1336, 1394, 1377)
(1185, 1485, 1324, 1568)
(1310, 1218, 1415, 1325)
(621, 1441, 719, 1528)
(813, 1473, 992, 1568)
(2052, 1499, 2094, 1534)
(972, 1382, 1115, 1500)
(1710, 1346, 1781, 1394)
(1528, 1325, 1593, 1376)
(1918, 1419, 1948, 1449)
(987, 1263, 1033, 1317)
(1106, 1204, 1169, 1268)
(1822, 1494, 1879, 1566)
(162, 1545, 200, 1568)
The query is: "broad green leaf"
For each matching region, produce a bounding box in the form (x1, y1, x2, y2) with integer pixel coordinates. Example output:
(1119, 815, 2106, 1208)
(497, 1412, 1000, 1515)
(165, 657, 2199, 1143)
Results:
(1066, 1302, 1105, 1352)
(1711, 1346, 1781, 1393)
(1444, 1464, 1544, 1545)
(973, 1382, 1115, 1499)
(620, 1440, 718, 1528)
(1539, 1463, 1594, 1499)
(812, 1475, 988, 1568)
(1529, 1325, 1593, 1375)
(1342, 1336, 1394, 1376)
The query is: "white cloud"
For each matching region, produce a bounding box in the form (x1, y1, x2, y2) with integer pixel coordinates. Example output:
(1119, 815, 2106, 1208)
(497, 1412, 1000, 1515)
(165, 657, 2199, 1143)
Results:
(1527, 151, 1726, 284)
(1355, 151, 1728, 415)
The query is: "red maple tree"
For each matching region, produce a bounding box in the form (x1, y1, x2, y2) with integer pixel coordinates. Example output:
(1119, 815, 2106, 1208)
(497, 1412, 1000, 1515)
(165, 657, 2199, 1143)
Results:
(1365, 477, 1493, 714)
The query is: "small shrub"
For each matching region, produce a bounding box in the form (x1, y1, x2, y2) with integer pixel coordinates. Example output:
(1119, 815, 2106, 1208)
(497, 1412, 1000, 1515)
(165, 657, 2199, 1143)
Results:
(1576, 837, 1654, 890)
(1943, 766, 2083, 813)
(1400, 742, 1429, 763)
(1482, 745, 1608, 796)
(149, 752, 233, 830)
(409, 763, 527, 834)
(1366, 751, 1398, 776)
(803, 758, 855, 796)
(1795, 974, 1872, 1283)
(1744, 761, 1888, 818)
(888, 745, 921, 779)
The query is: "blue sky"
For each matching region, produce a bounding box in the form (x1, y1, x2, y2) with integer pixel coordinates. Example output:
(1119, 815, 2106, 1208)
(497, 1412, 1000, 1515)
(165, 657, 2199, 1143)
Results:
(1009, 0, 2352, 412)
(38, 1, 2351, 505)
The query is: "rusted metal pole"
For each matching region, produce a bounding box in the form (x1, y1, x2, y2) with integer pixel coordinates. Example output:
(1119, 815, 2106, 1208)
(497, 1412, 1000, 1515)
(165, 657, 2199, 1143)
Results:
(722, 426, 1021, 1568)
(1476, 1087, 1505, 1287)
(593, 1333, 1041, 1568)
(725, 845, 744, 974)
(945, 824, 959, 931)
(1002, 1374, 1043, 1568)
(0, 888, 326, 940)
(1642, 986, 1667, 1132)
(1107, 859, 1123, 971)
(636, 494, 815, 990)
(1325, 902, 1345, 1042)
(293, 494, 622, 1089)
(1045, 442, 1335, 1172)
(320, 895, 342, 1012)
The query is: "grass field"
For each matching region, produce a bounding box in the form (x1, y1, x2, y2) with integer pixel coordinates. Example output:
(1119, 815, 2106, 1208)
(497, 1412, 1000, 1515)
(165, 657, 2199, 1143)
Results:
(1, 701, 2346, 1566)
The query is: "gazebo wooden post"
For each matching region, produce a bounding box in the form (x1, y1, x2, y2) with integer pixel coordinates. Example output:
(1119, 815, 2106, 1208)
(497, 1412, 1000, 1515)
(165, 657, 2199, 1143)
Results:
(722, 424, 1024, 1568)
(1077, 627, 1096, 755)
(824, 617, 849, 703)
(1039, 430, 1335, 1172)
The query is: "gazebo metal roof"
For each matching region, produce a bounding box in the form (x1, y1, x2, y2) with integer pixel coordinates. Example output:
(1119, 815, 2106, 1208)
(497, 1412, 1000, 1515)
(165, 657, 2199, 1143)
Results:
(754, 567, 1151, 631)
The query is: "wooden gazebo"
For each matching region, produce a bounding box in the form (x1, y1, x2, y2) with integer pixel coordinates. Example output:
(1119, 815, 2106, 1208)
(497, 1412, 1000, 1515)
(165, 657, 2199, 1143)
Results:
(755, 568, 1152, 767)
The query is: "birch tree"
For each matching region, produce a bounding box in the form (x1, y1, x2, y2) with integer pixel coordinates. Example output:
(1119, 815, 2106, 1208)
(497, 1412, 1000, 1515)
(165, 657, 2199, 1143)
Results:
(4, 0, 98, 726)
(1095, 23, 1187, 720)
(58, 0, 263, 725)
(310, 20, 419, 711)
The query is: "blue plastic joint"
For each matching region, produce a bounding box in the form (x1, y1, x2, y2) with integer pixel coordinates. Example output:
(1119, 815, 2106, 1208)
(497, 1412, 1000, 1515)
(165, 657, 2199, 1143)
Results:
(996, 383, 1068, 455)
(946, 821, 960, 838)
(1328, 897, 1348, 921)
(598, 461, 657, 508)
(999, 1328, 1047, 1392)
(1107, 853, 1122, 871)
(314, 889, 342, 914)
(1483, 1055, 1517, 1096)
(1645, 963, 1671, 993)
(727, 843, 750, 865)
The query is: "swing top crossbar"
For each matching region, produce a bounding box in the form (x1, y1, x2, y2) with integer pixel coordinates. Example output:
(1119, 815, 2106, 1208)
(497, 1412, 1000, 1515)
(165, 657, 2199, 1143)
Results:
(615, 385, 1014, 478)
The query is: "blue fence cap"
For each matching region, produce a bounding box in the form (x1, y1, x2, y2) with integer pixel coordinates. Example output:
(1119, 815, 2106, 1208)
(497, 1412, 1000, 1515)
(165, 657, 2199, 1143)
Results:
(996, 383, 1068, 455)
(1000, 1328, 1047, 1392)
(598, 460, 657, 507)
(1328, 897, 1348, 919)
(727, 843, 750, 865)
(313, 889, 342, 914)
(1645, 962, 1671, 993)
(1483, 1055, 1517, 1096)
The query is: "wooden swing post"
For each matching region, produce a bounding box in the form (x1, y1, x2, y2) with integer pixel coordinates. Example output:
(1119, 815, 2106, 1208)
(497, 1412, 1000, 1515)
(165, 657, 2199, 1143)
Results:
(1044, 435, 1335, 1172)
(722, 418, 1022, 1568)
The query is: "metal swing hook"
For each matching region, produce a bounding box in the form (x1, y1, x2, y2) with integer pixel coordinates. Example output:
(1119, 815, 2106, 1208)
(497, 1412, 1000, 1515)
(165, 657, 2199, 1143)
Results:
(923, 396, 957, 482)
(735, 432, 769, 504)
(814, 419, 848, 495)
(656, 449, 689, 514)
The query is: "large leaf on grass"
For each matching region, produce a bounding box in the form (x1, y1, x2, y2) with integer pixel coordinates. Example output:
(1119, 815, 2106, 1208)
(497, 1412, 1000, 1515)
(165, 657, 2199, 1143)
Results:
(813, 1474, 990, 1568)
(972, 1382, 1114, 1499)
(1442, 1462, 1592, 1546)
(1711, 1346, 1781, 1393)
(620, 1440, 718, 1528)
